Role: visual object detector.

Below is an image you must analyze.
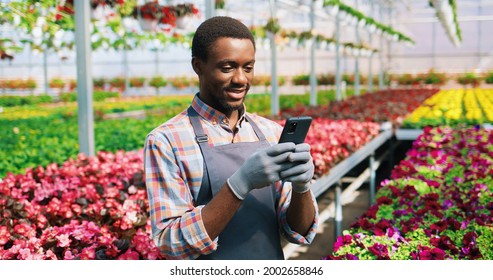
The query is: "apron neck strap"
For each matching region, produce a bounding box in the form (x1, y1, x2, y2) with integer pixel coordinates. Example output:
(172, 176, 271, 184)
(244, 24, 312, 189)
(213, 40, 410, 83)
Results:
(187, 106, 267, 143)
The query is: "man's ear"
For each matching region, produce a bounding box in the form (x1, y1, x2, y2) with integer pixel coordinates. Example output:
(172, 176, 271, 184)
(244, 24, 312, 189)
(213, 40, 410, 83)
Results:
(191, 57, 202, 75)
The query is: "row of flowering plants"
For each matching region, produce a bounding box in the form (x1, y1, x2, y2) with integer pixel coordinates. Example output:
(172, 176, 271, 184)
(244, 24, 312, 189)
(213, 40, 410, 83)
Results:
(277, 118, 381, 178)
(327, 126, 493, 260)
(402, 88, 493, 128)
(0, 150, 164, 260)
(1, 116, 381, 259)
(281, 88, 439, 127)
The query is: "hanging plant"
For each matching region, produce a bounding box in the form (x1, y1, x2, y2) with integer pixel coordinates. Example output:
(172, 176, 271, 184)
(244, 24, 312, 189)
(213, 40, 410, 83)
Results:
(322, 0, 415, 45)
(215, 0, 226, 10)
(264, 17, 281, 34)
(172, 3, 199, 18)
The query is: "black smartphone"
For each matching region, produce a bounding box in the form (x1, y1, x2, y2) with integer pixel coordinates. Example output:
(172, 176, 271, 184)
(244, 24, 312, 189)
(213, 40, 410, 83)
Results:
(278, 116, 312, 144)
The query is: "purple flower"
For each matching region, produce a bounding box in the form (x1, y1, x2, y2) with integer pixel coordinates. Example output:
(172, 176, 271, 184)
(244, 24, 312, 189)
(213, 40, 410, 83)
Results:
(369, 243, 389, 259)
(442, 200, 454, 210)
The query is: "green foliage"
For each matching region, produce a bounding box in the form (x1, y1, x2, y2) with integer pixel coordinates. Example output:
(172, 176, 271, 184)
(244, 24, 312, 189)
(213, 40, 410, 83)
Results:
(376, 204, 394, 220)
(129, 77, 146, 88)
(476, 226, 493, 259)
(148, 76, 168, 88)
(484, 72, 493, 84)
(457, 72, 482, 87)
(292, 74, 310, 86)
(1, 91, 345, 177)
(58, 91, 120, 102)
(422, 70, 448, 85)
(0, 94, 52, 107)
(93, 77, 106, 88)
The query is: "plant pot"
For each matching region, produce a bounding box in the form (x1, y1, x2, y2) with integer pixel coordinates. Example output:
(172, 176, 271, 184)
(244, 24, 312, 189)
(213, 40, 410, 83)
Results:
(175, 16, 193, 30)
(91, 5, 105, 21)
(139, 18, 158, 31)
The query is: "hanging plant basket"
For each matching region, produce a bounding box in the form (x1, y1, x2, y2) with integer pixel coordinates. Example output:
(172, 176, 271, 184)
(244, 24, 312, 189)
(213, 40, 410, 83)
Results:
(91, 5, 105, 20)
(139, 18, 158, 31)
(175, 15, 193, 29)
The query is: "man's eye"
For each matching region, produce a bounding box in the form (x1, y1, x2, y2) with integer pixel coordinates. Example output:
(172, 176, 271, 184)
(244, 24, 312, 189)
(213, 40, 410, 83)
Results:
(221, 67, 233, 72)
(244, 67, 253, 73)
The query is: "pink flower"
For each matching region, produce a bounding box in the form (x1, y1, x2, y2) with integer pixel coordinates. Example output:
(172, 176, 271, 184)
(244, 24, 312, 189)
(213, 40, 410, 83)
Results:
(117, 249, 140, 260)
(64, 250, 75, 260)
(0, 226, 11, 245)
(56, 234, 71, 248)
(79, 247, 96, 260)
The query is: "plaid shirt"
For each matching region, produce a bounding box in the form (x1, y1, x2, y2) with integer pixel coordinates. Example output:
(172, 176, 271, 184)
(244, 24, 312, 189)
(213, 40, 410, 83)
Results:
(144, 94, 318, 260)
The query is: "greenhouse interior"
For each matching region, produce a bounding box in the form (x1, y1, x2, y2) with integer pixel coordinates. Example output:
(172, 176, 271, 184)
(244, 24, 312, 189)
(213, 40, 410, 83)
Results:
(1, 0, 493, 261)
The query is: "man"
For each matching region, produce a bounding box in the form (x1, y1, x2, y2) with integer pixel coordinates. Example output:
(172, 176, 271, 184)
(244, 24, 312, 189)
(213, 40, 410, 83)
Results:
(144, 16, 318, 260)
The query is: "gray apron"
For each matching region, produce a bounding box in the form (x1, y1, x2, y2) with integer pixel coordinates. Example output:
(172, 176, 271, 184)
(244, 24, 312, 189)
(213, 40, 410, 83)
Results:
(188, 107, 284, 260)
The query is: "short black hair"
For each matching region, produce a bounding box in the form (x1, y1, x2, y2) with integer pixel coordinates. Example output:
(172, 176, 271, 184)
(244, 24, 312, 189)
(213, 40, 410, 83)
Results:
(192, 16, 255, 61)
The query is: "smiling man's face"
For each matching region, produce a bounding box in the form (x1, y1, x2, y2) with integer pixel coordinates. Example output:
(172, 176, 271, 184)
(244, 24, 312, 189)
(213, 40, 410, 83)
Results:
(193, 37, 256, 116)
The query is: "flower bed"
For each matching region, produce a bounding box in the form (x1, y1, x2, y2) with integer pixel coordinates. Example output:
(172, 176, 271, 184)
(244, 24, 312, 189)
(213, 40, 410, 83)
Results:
(402, 88, 493, 128)
(0, 150, 163, 260)
(1, 117, 381, 259)
(281, 88, 439, 127)
(1, 91, 357, 178)
(328, 126, 493, 260)
(277, 118, 381, 178)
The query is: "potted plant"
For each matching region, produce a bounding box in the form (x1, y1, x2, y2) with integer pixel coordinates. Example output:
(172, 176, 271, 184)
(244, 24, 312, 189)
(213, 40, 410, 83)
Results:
(264, 17, 281, 35)
(457, 72, 482, 88)
(149, 75, 167, 94)
(169, 76, 190, 90)
(215, 0, 226, 9)
(109, 77, 125, 92)
(24, 78, 37, 93)
(396, 73, 415, 86)
(173, 3, 199, 29)
(484, 71, 493, 84)
(317, 73, 335, 86)
(68, 79, 77, 92)
(93, 77, 106, 90)
(133, 1, 163, 31)
(49, 77, 65, 90)
(422, 69, 447, 86)
(129, 76, 146, 88)
(292, 74, 310, 86)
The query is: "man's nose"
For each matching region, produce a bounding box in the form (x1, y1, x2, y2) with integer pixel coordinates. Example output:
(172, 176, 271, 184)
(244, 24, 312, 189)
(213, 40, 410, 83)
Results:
(232, 69, 248, 84)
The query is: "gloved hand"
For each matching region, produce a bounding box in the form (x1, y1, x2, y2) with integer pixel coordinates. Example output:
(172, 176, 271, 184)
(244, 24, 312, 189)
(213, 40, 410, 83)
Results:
(279, 143, 314, 194)
(227, 142, 296, 200)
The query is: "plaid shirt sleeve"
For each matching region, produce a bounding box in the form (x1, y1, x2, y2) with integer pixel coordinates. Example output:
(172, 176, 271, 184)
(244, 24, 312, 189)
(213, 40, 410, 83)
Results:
(144, 132, 217, 260)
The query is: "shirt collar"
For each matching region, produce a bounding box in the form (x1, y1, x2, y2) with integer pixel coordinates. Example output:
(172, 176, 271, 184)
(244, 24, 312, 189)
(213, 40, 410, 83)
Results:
(191, 93, 247, 127)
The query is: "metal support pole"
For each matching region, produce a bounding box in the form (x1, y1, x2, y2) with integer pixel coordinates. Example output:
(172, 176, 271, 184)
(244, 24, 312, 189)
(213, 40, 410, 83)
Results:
(354, 0, 360, 96)
(155, 50, 159, 75)
(368, 3, 374, 93)
(369, 153, 376, 205)
(432, 22, 436, 69)
(123, 47, 129, 96)
(335, 10, 342, 101)
(334, 181, 343, 237)
(269, 0, 279, 116)
(478, 0, 482, 68)
(378, 5, 384, 90)
(387, 6, 392, 89)
(388, 138, 395, 172)
(269, 32, 279, 116)
(309, 0, 317, 106)
(205, 0, 215, 19)
(74, 0, 95, 157)
(43, 49, 49, 94)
